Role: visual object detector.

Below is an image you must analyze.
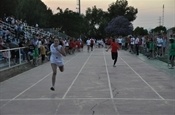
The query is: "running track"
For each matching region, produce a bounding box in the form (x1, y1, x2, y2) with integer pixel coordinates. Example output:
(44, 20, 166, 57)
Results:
(0, 48, 175, 115)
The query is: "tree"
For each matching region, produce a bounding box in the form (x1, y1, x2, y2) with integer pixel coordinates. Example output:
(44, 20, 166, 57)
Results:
(150, 26, 167, 34)
(85, 6, 107, 37)
(105, 16, 133, 36)
(108, 0, 138, 22)
(0, 0, 138, 38)
(51, 8, 88, 37)
(15, 0, 52, 27)
(134, 27, 148, 36)
(0, 0, 19, 18)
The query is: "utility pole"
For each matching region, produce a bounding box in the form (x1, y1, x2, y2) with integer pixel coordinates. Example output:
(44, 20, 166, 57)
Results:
(77, 0, 81, 14)
(162, 4, 164, 26)
(159, 16, 161, 26)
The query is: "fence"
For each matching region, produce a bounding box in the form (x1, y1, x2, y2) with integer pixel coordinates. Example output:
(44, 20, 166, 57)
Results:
(0, 47, 26, 71)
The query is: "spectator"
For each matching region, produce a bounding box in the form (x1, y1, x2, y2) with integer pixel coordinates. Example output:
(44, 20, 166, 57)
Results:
(40, 41, 46, 63)
(168, 39, 175, 69)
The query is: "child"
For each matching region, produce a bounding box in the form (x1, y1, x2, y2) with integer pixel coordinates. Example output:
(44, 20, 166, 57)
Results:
(40, 41, 46, 63)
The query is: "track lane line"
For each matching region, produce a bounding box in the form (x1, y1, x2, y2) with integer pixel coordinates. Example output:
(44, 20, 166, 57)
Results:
(0, 54, 77, 109)
(62, 52, 93, 99)
(103, 50, 113, 99)
(119, 56, 165, 100)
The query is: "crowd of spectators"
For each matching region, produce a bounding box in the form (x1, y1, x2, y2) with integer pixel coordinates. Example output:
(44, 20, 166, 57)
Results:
(0, 15, 84, 68)
(0, 15, 174, 69)
(109, 34, 175, 68)
(0, 16, 49, 66)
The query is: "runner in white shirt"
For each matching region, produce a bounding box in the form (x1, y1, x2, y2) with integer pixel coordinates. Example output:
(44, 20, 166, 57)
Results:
(130, 36, 135, 53)
(86, 38, 91, 52)
(50, 38, 66, 91)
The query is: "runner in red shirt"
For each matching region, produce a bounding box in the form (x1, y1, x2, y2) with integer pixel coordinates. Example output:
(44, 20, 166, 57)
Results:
(76, 40, 81, 52)
(106, 38, 120, 67)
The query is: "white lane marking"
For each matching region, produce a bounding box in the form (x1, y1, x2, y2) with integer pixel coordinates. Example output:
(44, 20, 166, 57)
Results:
(0, 73, 51, 109)
(0, 55, 77, 109)
(54, 103, 61, 115)
(103, 50, 113, 99)
(112, 99, 120, 115)
(62, 53, 93, 99)
(119, 56, 165, 100)
(104, 50, 120, 114)
(1, 97, 174, 101)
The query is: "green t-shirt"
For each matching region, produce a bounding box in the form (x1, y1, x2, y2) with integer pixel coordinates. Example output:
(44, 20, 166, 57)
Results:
(33, 47, 39, 58)
(169, 43, 175, 56)
(149, 41, 154, 50)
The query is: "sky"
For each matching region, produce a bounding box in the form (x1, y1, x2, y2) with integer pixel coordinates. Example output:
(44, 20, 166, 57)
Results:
(41, 0, 175, 30)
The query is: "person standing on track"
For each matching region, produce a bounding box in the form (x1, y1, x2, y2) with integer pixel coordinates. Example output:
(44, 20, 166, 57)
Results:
(106, 38, 120, 67)
(50, 38, 66, 91)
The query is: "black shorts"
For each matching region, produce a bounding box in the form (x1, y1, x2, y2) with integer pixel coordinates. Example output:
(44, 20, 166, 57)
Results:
(41, 54, 45, 61)
(111, 52, 118, 60)
(169, 55, 175, 61)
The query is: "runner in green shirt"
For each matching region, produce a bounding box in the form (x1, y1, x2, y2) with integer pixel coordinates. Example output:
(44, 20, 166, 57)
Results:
(169, 39, 175, 69)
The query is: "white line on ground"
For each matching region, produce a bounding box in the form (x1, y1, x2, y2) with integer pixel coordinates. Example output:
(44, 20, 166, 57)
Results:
(119, 56, 165, 100)
(104, 50, 120, 115)
(54, 103, 61, 115)
(103, 50, 113, 99)
(0, 74, 52, 109)
(0, 54, 78, 109)
(62, 52, 93, 99)
(1, 97, 174, 101)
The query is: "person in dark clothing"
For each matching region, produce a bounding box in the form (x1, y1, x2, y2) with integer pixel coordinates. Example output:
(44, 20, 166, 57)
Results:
(27, 41, 35, 63)
(19, 39, 26, 61)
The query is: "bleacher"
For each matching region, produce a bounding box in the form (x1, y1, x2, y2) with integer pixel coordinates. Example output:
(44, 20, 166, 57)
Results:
(0, 17, 52, 70)
(0, 15, 75, 72)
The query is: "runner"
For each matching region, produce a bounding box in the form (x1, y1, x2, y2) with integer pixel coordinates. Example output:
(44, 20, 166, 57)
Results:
(50, 38, 66, 91)
(106, 38, 120, 67)
(90, 38, 94, 51)
(86, 38, 91, 52)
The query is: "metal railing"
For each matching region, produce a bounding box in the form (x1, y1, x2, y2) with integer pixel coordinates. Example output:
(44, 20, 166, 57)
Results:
(0, 47, 26, 71)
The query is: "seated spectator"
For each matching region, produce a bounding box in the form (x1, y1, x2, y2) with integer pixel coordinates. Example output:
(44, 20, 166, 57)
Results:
(0, 36, 5, 50)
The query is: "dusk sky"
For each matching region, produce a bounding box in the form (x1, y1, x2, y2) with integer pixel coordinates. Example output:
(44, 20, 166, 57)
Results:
(41, 0, 175, 30)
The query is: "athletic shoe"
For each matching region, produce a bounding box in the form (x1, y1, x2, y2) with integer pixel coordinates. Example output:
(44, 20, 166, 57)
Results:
(50, 87, 55, 91)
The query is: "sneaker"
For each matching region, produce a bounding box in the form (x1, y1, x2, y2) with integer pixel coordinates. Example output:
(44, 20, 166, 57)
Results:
(50, 87, 55, 91)
(169, 67, 174, 69)
(113, 65, 116, 67)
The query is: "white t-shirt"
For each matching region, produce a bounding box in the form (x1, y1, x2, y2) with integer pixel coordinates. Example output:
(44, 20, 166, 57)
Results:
(86, 39, 91, 45)
(118, 38, 122, 44)
(157, 38, 163, 47)
(135, 37, 139, 44)
(131, 37, 135, 45)
(50, 44, 64, 66)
